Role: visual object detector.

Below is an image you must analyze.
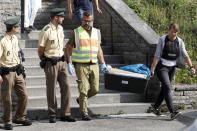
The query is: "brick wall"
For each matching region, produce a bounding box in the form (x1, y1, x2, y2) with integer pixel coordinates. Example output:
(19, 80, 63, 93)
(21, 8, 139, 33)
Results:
(0, 0, 21, 35)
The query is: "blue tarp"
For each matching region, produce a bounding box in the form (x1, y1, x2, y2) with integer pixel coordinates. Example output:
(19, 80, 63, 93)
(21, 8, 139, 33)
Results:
(119, 64, 151, 78)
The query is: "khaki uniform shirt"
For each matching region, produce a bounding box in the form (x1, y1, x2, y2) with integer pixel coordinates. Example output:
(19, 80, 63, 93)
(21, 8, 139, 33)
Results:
(0, 34, 20, 67)
(39, 22, 64, 58)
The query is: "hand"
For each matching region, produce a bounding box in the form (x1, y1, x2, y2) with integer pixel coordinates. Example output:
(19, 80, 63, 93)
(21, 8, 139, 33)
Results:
(100, 63, 111, 73)
(68, 11, 73, 20)
(67, 63, 75, 75)
(150, 66, 155, 77)
(151, 70, 154, 77)
(97, 8, 102, 14)
(190, 68, 196, 75)
(0, 75, 3, 83)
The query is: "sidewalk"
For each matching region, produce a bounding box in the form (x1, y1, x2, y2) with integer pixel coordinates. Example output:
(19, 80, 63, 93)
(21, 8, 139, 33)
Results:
(0, 110, 196, 131)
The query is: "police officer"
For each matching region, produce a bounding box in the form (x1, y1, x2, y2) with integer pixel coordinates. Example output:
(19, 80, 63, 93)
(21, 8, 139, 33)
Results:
(68, 0, 102, 25)
(0, 17, 32, 130)
(150, 23, 196, 120)
(65, 11, 110, 121)
(38, 8, 76, 123)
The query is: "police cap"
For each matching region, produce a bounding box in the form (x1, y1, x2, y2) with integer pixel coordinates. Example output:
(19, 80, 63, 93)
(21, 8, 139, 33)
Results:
(50, 8, 65, 17)
(4, 17, 20, 27)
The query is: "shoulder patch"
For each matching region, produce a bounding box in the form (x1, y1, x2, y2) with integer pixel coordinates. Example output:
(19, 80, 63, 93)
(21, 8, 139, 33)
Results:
(0, 35, 4, 41)
(44, 26, 50, 31)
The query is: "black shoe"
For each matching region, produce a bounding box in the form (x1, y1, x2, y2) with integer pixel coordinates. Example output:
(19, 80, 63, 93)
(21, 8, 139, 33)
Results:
(13, 118, 32, 126)
(171, 111, 181, 120)
(29, 26, 36, 30)
(60, 116, 76, 122)
(152, 108, 162, 116)
(76, 98, 79, 104)
(81, 114, 91, 121)
(4, 124, 13, 130)
(49, 116, 56, 123)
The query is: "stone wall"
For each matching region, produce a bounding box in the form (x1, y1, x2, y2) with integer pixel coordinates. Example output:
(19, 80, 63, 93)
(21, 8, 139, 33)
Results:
(173, 85, 197, 108)
(0, 0, 21, 35)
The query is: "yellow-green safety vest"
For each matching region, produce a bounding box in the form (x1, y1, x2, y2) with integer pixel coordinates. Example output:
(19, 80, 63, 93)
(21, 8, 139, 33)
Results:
(72, 26, 101, 63)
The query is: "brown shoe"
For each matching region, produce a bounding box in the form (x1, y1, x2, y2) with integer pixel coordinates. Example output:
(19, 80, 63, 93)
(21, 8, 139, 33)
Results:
(13, 118, 32, 126)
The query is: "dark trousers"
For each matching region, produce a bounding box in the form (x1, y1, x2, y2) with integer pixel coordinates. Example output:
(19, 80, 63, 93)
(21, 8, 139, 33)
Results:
(154, 62, 176, 113)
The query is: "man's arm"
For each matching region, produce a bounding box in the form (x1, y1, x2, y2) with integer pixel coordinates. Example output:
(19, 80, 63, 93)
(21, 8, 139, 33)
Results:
(94, 0, 102, 14)
(65, 44, 73, 64)
(150, 56, 159, 76)
(97, 44, 105, 64)
(185, 56, 196, 74)
(38, 46, 45, 58)
(68, 0, 73, 20)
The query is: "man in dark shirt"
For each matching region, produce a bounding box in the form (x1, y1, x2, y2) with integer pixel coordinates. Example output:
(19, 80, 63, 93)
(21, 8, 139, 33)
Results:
(68, 0, 102, 25)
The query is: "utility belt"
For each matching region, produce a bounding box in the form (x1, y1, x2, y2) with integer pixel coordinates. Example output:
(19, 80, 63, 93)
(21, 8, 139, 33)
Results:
(0, 64, 26, 79)
(40, 55, 65, 69)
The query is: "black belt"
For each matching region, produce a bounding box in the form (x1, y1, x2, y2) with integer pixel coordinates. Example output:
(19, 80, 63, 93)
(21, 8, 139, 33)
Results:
(2, 65, 19, 72)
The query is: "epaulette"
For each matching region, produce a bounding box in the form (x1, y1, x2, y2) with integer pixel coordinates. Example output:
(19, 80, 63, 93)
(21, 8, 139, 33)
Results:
(0, 35, 4, 41)
(44, 26, 50, 31)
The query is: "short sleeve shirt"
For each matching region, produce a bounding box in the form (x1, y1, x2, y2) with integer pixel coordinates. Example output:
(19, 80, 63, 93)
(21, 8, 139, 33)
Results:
(39, 22, 64, 58)
(0, 34, 20, 67)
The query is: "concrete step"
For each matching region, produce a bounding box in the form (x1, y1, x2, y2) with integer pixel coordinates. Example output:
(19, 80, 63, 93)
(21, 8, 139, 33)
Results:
(18, 39, 69, 48)
(26, 83, 120, 97)
(27, 92, 145, 108)
(25, 64, 126, 76)
(25, 74, 104, 86)
(22, 46, 112, 57)
(23, 55, 124, 66)
(16, 30, 72, 40)
(27, 103, 150, 119)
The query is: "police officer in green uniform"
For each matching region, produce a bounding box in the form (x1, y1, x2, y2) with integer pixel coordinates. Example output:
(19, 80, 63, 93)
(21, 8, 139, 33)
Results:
(65, 11, 111, 121)
(0, 17, 32, 130)
(38, 8, 76, 123)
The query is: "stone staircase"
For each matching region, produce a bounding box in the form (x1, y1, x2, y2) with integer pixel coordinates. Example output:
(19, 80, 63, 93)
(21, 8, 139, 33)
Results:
(16, 29, 150, 119)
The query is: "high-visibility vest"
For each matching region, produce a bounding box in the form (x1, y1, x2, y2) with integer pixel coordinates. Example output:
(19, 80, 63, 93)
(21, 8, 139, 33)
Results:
(72, 26, 101, 63)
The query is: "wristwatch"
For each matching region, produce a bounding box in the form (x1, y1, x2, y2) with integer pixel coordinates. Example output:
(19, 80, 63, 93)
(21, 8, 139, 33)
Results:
(190, 66, 195, 69)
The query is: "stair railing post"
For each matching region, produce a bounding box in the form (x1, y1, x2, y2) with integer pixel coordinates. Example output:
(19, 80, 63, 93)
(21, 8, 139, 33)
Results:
(110, 16, 114, 54)
(21, 0, 25, 33)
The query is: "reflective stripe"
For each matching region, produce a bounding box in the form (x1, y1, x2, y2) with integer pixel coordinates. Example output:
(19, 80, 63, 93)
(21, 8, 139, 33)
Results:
(97, 30, 101, 43)
(75, 28, 81, 51)
(72, 50, 98, 54)
(72, 56, 97, 60)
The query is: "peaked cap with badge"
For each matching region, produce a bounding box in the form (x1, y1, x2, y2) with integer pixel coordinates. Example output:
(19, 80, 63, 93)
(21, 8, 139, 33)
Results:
(50, 8, 65, 17)
(4, 17, 20, 27)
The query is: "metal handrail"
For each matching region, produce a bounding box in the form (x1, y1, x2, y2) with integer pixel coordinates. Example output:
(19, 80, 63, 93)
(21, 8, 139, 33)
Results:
(99, 1, 150, 66)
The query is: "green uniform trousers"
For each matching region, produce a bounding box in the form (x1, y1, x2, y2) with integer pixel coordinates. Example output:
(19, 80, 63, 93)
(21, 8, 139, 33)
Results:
(44, 61, 71, 117)
(1, 72, 28, 124)
(74, 63, 99, 114)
